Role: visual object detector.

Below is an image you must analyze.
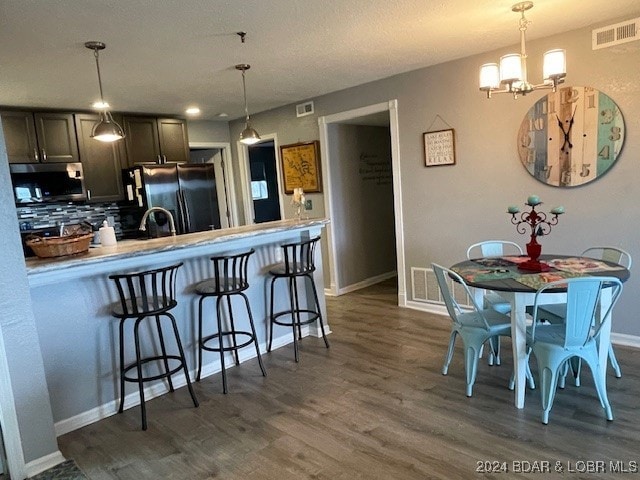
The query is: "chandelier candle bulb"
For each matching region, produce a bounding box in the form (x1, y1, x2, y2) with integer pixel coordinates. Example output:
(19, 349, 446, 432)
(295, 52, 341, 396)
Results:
(550, 206, 565, 215)
(507, 205, 521, 214)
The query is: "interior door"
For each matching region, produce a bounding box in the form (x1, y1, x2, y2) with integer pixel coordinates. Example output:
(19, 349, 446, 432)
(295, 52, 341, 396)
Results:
(248, 142, 281, 223)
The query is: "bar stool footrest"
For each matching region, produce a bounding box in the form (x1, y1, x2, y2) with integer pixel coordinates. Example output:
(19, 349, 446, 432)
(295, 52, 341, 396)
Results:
(272, 309, 320, 327)
(123, 355, 185, 383)
(201, 331, 256, 353)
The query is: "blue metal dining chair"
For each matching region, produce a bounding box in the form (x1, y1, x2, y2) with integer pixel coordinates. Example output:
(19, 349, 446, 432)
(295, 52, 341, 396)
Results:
(466, 240, 523, 366)
(536, 247, 631, 381)
(528, 276, 623, 424)
(433, 263, 514, 397)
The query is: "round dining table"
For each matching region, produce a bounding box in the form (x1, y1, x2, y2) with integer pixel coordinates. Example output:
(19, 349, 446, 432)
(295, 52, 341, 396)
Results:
(450, 254, 630, 409)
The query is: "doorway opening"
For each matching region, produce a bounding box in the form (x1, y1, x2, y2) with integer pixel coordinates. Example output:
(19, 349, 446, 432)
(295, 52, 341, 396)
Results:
(188, 142, 237, 228)
(237, 134, 285, 225)
(319, 100, 406, 306)
(248, 141, 281, 223)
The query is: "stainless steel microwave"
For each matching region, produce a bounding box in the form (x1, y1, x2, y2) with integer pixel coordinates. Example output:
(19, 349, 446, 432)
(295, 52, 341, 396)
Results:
(9, 162, 87, 204)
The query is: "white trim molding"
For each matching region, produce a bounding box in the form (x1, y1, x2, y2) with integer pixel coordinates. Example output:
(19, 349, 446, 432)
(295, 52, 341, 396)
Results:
(334, 271, 397, 296)
(188, 141, 239, 227)
(236, 133, 283, 225)
(25, 451, 66, 479)
(318, 100, 405, 306)
(611, 332, 640, 349)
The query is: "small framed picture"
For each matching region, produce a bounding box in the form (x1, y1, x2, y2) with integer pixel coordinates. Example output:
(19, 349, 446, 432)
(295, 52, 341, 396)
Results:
(279, 141, 322, 193)
(423, 128, 456, 167)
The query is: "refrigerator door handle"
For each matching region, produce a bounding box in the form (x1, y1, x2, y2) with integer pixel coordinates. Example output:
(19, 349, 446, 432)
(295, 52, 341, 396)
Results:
(178, 190, 192, 233)
(176, 190, 186, 234)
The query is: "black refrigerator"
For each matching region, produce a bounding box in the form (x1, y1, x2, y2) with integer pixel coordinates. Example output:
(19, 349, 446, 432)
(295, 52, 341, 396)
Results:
(119, 164, 221, 238)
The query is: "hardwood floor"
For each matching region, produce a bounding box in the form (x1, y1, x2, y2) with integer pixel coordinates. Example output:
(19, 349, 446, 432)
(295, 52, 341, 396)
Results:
(58, 279, 640, 479)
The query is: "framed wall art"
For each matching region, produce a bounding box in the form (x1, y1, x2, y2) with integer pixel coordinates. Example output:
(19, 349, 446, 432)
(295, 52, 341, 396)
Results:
(279, 141, 322, 193)
(423, 128, 456, 167)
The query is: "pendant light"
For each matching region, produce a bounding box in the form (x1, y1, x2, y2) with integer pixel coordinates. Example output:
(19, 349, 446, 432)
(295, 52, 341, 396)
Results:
(84, 41, 125, 142)
(236, 64, 261, 145)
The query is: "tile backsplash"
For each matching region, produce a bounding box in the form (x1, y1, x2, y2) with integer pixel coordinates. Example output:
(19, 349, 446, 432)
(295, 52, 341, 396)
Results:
(16, 202, 122, 236)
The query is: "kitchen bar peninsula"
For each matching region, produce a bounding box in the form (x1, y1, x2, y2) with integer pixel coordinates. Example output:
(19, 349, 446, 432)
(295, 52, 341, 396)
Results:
(26, 218, 329, 435)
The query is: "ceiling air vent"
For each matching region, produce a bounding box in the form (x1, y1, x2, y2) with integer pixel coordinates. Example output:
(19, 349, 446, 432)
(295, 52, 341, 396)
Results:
(296, 101, 314, 118)
(592, 17, 639, 50)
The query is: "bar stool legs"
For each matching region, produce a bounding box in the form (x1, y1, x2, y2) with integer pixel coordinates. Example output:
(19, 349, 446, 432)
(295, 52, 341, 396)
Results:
(266, 236, 330, 362)
(117, 312, 199, 431)
(194, 249, 266, 393)
(110, 263, 198, 431)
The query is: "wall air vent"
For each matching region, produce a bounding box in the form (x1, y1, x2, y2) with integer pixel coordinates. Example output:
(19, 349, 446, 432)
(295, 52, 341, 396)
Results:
(296, 101, 314, 118)
(592, 17, 639, 50)
(411, 267, 472, 308)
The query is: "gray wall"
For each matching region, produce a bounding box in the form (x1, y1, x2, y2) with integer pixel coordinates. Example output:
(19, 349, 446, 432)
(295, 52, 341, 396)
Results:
(229, 18, 640, 337)
(0, 126, 59, 471)
(186, 119, 230, 143)
(328, 124, 395, 287)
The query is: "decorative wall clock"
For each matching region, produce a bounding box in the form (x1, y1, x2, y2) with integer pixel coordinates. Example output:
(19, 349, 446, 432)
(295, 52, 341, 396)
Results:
(517, 86, 625, 187)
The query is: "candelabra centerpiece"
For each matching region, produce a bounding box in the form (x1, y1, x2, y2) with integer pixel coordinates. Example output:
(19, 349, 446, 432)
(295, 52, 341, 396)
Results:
(292, 187, 306, 221)
(507, 195, 565, 272)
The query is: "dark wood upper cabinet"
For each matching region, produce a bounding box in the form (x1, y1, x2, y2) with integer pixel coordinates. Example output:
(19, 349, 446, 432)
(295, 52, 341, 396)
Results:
(122, 116, 161, 165)
(122, 115, 189, 167)
(75, 113, 125, 203)
(0, 110, 79, 164)
(33, 112, 79, 163)
(157, 118, 190, 163)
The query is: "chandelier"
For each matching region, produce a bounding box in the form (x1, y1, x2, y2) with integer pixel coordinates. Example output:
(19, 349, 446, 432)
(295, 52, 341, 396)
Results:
(479, 2, 566, 99)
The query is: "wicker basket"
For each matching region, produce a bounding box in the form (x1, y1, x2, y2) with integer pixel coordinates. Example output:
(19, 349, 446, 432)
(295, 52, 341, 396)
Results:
(26, 233, 94, 259)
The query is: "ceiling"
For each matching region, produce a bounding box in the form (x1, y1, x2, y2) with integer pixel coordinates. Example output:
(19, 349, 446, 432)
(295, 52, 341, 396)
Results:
(1, 0, 638, 121)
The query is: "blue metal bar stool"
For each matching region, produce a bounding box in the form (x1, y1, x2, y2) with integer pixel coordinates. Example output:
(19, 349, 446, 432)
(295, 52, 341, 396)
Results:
(267, 236, 329, 362)
(109, 262, 198, 430)
(194, 249, 266, 393)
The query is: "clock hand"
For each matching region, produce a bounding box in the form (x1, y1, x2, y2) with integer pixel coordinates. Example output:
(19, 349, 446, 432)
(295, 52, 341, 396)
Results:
(556, 114, 571, 152)
(565, 105, 578, 149)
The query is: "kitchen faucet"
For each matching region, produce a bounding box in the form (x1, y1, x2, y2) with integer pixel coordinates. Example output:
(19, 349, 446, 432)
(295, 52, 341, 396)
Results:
(138, 207, 177, 236)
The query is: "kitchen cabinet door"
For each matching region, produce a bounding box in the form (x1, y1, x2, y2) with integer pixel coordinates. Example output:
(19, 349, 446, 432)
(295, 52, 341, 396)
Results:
(33, 112, 79, 163)
(75, 113, 125, 202)
(0, 110, 39, 163)
(122, 116, 190, 166)
(158, 118, 189, 163)
(122, 116, 161, 166)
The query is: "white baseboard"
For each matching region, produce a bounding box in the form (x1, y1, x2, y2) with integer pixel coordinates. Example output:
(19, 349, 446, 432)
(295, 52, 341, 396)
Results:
(54, 330, 321, 437)
(405, 301, 640, 350)
(25, 450, 66, 478)
(405, 300, 450, 317)
(335, 271, 397, 296)
(611, 332, 640, 349)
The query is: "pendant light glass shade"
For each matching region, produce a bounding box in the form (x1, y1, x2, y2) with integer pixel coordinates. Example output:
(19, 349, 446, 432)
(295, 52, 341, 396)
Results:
(240, 125, 261, 145)
(92, 110, 126, 142)
(236, 64, 261, 145)
(85, 41, 125, 142)
(479, 63, 500, 90)
(543, 49, 566, 82)
(499, 54, 523, 84)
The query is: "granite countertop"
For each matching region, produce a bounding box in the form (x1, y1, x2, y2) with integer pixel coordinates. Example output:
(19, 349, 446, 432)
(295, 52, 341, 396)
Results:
(25, 218, 328, 275)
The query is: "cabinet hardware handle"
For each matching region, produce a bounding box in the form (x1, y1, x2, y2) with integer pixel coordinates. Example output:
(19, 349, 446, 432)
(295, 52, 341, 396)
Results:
(87, 189, 91, 200)
(41, 149, 47, 161)
(34, 148, 39, 162)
